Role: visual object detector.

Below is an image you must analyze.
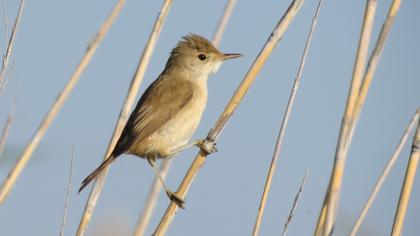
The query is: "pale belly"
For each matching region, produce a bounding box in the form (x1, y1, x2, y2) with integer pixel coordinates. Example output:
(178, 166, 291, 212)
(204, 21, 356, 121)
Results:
(135, 90, 207, 158)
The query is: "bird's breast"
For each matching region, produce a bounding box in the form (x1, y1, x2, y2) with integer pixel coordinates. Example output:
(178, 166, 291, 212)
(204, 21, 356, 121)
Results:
(153, 82, 208, 156)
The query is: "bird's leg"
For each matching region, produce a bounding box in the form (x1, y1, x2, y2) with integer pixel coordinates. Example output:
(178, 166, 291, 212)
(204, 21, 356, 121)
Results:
(146, 156, 185, 209)
(165, 142, 197, 157)
(168, 139, 218, 156)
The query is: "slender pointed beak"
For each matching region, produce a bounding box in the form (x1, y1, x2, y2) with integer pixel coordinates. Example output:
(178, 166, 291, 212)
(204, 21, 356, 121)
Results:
(222, 53, 242, 60)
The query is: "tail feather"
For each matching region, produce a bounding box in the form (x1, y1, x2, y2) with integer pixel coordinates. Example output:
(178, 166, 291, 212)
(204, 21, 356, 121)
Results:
(78, 156, 116, 193)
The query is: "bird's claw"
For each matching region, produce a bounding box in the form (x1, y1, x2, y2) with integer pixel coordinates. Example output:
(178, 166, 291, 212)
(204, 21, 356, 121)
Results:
(196, 139, 218, 155)
(166, 190, 185, 209)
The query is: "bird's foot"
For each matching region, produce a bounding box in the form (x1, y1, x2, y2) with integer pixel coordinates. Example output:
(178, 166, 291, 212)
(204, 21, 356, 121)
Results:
(166, 190, 185, 209)
(196, 139, 218, 155)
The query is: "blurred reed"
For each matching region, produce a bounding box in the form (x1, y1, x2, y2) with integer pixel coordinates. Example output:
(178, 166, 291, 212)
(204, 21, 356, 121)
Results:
(316, 0, 402, 234)
(0, 0, 125, 205)
(0, 106, 14, 158)
(350, 110, 419, 235)
(0, 0, 25, 94)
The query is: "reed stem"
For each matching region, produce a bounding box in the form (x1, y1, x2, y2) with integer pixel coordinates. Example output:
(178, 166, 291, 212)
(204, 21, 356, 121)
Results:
(252, 0, 323, 235)
(322, 1, 401, 234)
(282, 171, 309, 236)
(350, 110, 419, 235)
(59, 147, 76, 236)
(153, 0, 305, 235)
(133, 1, 236, 234)
(76, 1, 172, 235)
(0, 0, 25, 94)
(0, 0, 124, 204)
(391, 111, 420, 235)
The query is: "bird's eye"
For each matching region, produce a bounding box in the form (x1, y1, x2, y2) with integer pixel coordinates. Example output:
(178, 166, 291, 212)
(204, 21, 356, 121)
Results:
(198, 54, 207, 61)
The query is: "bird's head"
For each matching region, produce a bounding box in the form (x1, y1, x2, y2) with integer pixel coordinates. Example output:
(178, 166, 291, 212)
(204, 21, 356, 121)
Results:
(163, 34, 241, 78)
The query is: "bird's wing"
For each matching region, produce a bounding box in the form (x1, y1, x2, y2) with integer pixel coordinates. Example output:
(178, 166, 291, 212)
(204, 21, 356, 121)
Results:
(112, 77, 194, 156)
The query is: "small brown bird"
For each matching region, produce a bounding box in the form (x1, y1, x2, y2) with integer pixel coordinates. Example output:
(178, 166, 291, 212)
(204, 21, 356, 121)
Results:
(79, 34, 241, 207)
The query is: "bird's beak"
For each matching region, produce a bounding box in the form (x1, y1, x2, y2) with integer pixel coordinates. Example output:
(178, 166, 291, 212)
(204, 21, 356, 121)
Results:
(222, 53, 242, 60)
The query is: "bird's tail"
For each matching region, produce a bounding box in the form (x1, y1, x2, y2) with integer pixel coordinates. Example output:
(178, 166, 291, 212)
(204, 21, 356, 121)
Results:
(78, 155, 116, 193)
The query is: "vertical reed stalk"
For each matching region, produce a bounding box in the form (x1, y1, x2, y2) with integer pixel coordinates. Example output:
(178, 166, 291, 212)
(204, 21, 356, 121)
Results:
(1, 0, 8, 47)
(212, 0, 236, 47)
(0, 106, 14, 158)
(59, 147, 75, 236)
(153, 1, 305, 235)
(319, 0, 378, 231)
(314, 0, 376, 234)
(0, 0, 25, 94)
(350, 110, 420, 235)
(321, 1, 401, 234)
(252, 0, 323, 235)
(133, 1, 235, 234)
(134, 160, 172, 236)
(0, 0, 125, 204)
(76, 1, 172, 235)
(391, 115, 420, 235)
(354, 0, 401, 116)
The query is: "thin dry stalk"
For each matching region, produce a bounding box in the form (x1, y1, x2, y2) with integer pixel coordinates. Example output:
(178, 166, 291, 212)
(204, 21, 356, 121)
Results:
(314, 204, 327, 236)
(133, 1, 235, 234)
(2, 0, 8, 47)
(76, 1, 172, 235)
(212, 0, 236, 47)
(350, 110, 419, 235)
(153, 0, 305, 235)
(344, 0, 378, 121)
(391, 115, 420, 235)
(0, 0, 25, 95)
(354, 0, 401, 116)
(282, 170, 309, 236)
(134, 160, 172, 236)
(0, 0, 125, 204)
(322, 1, 401, 234)
(60, 147, 76, 236)
(252, 1, 323, 235)
(314, 0, 377, 234)
(0, 106, 14, 157)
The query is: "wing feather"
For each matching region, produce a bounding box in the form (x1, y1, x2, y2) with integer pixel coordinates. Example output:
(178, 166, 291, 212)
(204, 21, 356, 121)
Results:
(112, 76, 194, 156)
